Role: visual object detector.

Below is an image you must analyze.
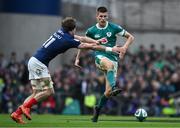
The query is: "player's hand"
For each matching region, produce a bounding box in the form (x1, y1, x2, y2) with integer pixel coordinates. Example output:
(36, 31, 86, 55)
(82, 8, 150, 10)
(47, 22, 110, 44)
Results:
(117, 46, 127, 59)
(74, 59, 82, 69)
(94, 40, 100, 45)
(112, 46, 121, 55)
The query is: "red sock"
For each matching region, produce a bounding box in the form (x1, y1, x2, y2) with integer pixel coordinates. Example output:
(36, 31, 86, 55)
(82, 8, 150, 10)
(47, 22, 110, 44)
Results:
(23, 98, 38, 108)
(15, 107, 22, 115)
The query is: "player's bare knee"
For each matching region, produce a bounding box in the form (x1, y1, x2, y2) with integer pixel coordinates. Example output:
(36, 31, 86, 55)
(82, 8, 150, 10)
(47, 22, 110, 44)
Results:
(33, 89, 40, 95)
(107, 63, 114, 70)
(101, 58, 114, 69)
(45, 88, 54, 97)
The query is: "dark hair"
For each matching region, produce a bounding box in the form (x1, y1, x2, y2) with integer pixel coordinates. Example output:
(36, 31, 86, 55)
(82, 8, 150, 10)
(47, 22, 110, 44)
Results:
(97, 6, 108, 13)
(61, 17, 76, 32)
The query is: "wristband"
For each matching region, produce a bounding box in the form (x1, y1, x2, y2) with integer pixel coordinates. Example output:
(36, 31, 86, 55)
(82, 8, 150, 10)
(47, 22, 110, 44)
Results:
(105, 47, 112, 52)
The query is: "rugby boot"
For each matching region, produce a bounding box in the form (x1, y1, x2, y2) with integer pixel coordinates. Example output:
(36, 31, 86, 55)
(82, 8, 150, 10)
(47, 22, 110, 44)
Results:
(91, 106, 100, 122)
(20, 105, 32, 120)
(110, 86, 123, 96)
(10, 112, 26, 124)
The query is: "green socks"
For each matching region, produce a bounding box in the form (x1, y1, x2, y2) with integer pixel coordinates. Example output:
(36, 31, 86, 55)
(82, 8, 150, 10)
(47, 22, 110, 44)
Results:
(96, 70, 115, 109)
(106, 70, 115, 88)
(97, 94, 108, 109)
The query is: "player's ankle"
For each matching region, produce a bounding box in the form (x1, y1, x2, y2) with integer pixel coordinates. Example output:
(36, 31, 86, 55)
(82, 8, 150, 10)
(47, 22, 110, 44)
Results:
(14, 107, 23, 115)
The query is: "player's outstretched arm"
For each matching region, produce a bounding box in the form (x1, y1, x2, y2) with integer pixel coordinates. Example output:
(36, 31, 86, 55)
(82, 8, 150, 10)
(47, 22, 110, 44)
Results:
(74, 44, 120, 68)
(74, 35, 100, 44)
(74, 36, 104, 68)
(78, 43, 120, 54)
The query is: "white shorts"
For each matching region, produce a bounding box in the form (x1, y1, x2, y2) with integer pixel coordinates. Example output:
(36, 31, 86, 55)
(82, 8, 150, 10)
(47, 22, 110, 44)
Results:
(28, 57, 51, 80)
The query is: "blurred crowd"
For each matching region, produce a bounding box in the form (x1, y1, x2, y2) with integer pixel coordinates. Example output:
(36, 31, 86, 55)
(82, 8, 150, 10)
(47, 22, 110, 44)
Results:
(0, 44, 180, 116)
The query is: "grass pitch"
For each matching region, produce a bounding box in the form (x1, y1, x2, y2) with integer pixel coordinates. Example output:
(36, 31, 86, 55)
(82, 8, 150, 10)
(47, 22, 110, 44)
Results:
(0, 114, 180, 128)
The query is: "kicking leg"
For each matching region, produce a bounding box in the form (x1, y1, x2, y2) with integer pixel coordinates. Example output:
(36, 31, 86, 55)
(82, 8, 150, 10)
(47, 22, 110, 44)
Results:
(104, 59, 122, 96)
(92, 57, 122, 122)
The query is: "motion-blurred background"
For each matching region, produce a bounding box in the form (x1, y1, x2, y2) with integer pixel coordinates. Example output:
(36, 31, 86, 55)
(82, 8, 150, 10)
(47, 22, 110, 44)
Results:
(0, 0, 179, 116)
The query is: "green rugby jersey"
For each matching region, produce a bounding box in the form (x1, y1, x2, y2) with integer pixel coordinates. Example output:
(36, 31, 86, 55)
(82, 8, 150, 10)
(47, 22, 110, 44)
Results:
(86, 21, 126, 61)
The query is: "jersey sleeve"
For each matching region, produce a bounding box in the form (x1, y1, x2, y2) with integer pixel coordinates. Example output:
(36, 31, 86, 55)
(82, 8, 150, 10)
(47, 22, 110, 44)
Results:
(114, 24, 126, 36)
(70, 39, 81, 48)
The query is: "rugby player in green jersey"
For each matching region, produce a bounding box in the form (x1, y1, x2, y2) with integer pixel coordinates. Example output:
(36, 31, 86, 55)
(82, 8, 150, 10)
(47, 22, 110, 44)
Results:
(75, 6, 134, 122)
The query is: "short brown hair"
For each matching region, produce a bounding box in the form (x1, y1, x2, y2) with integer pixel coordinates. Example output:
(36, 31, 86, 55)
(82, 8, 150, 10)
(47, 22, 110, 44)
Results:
(97, 6, 108, 13)
(61, 17, 76, 32)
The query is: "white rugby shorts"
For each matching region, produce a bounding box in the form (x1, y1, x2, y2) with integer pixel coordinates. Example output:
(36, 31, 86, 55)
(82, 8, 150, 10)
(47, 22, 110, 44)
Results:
(28, 57, 51, 80)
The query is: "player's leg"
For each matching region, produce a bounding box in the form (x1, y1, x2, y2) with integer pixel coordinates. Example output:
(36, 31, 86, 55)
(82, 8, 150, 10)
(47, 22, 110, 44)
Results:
(10, 87, 38, 124)
(96, 71, 112, 109)
(26, 78, 54, 102)
(11, 57, 54, 123)
(20, 57, 54, 120)
(20, 78, 54, 120)
(97, 57, 121, 94)
(97, 66, 121, 109)
(23, 89, 37, 103)
(103, 58, 122, 96)
(92, 57, 122, 122)
(92, 57, 113, 122)
(10, 92, 37, 124)
(91, 76, 112, 122)
(12, 90, 36, 115)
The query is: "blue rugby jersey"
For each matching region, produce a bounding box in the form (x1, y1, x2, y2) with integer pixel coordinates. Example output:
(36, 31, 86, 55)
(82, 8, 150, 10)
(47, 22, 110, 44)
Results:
(33, 29, 81, 66)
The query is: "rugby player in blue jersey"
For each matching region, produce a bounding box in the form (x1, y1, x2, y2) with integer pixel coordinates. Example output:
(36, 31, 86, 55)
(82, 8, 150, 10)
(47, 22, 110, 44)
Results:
(10, 17, 122, 124)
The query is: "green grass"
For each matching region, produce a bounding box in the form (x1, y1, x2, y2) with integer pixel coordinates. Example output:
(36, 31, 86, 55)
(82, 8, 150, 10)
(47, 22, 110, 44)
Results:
(0, 114, 180, 128)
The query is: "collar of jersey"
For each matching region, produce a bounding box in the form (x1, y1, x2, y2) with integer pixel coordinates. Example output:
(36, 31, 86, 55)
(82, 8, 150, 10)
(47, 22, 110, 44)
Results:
(96, 21, 108, 30)
(60, 28, 74, 38)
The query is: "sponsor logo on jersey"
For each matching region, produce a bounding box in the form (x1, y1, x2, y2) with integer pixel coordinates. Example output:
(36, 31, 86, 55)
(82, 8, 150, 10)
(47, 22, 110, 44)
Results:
(106, 32, 112, 37)
(95, 34, 100, 38)
(100, 37, 108, 44)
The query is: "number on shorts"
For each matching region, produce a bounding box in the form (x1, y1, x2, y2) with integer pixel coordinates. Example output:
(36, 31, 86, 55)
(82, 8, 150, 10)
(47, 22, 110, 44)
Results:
(43, 36, 56, 48)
